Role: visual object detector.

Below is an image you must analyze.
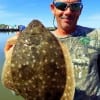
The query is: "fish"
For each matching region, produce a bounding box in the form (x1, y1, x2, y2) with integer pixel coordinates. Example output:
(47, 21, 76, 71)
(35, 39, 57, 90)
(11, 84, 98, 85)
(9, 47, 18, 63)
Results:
(1, 19, 75, 100)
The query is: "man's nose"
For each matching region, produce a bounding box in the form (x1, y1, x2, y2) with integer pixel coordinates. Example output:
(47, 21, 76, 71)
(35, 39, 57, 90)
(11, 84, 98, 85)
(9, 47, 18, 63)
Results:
(64, 7, 73, 14)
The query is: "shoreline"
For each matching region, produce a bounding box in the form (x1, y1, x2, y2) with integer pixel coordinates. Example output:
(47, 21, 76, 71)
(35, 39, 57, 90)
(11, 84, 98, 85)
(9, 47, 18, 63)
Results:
(0, 29, 19, 32)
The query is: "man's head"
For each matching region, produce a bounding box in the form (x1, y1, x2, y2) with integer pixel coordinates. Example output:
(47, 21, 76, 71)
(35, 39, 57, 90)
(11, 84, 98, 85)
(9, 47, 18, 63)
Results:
(50, 0, 83, 33)
(53, 0, 82, 2)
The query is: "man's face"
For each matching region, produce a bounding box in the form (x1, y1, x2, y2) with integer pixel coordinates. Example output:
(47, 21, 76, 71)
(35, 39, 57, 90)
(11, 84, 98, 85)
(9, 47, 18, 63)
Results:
(51, 0, 82, 31)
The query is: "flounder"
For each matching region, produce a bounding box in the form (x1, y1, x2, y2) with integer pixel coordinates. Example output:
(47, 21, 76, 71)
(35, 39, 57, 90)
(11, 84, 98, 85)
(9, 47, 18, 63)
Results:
(1, 20, 75, 100)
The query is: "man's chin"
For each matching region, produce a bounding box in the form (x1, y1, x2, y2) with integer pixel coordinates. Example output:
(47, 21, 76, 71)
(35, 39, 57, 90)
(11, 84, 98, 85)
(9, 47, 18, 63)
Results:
(62, 24, 72, 30)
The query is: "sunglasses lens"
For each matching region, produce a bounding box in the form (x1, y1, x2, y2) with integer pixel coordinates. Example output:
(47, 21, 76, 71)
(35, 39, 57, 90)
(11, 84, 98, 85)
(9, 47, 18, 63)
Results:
(70, 3, 82, 11)
(54, 2, 82, 11)
(54, 2, 67, 11)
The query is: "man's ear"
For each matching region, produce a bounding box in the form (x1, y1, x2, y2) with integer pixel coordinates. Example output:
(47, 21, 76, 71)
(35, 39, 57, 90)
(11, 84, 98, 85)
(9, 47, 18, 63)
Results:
(50, 3, 55, 15)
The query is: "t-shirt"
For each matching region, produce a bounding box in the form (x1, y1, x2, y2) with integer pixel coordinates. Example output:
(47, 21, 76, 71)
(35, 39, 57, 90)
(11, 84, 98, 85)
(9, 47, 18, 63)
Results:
(52, 25, 100, 97)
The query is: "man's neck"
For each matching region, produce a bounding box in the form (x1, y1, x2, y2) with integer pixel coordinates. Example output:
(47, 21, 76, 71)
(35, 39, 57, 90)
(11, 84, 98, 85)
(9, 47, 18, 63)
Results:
(53, 28, 75, 38)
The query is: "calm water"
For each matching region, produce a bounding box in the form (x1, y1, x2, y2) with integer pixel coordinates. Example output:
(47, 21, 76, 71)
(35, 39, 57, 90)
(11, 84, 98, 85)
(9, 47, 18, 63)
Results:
(0, 32, 23, 100)
(0, 32, 16, 70)
(0, 32, 15, 68)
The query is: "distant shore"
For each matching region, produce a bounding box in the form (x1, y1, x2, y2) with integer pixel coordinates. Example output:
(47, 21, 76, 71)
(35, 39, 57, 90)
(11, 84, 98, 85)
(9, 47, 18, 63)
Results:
(0, 29, 19, 32)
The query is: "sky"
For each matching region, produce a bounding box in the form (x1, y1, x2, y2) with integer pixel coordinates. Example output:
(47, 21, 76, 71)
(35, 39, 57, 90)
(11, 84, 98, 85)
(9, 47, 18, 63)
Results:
(0, 0, 100, 28)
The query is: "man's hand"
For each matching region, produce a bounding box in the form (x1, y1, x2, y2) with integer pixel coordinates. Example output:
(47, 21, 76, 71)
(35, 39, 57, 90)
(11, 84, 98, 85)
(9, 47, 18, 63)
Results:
(4, 32, 20, 58)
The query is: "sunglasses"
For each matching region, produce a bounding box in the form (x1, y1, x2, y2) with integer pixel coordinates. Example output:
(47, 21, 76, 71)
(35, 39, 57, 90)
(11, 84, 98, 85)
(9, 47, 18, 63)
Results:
(53, 2, 83, 11)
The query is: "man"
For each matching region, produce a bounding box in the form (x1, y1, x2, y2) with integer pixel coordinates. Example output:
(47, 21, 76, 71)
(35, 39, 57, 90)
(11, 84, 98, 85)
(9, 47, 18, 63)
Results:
(4, 0, 100, 99)
(50, 0, 100, 99)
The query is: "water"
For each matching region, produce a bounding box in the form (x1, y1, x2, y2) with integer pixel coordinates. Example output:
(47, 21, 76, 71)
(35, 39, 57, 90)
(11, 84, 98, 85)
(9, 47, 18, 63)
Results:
(0, 32, 15, 72)
(0, 32, 23, 100)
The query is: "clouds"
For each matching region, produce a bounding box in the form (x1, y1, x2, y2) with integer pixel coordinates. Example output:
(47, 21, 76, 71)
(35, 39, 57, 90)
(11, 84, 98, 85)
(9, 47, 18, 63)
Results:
(0, 4, 5, 10)
(0, 8, 22, 25)
(89, 14, 100, 20)
(0, 0, 100, 28)
(0, 3, 31, 25)
(0, 0, 48, 25)
(0, 11, 33, 26)
(78, 14, 100, 28)
(0, 3, 19, 21)
(0, 10, 19, 18)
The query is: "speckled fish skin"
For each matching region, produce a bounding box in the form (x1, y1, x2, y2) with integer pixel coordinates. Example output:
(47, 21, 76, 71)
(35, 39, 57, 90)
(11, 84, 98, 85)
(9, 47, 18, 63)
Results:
(11, 20, 67, 100)
(1, 20, 75, 100)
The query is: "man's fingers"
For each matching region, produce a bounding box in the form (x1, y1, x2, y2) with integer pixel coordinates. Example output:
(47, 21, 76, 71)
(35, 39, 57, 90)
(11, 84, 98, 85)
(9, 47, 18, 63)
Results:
(4, 36, 18, 52)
